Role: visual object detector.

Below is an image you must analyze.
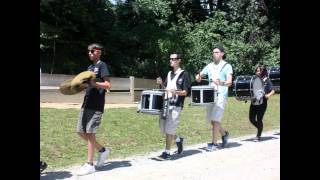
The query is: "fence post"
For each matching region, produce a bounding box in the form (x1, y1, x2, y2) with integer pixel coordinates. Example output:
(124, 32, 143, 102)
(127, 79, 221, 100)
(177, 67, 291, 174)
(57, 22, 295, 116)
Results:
(130, 76, 135, 103)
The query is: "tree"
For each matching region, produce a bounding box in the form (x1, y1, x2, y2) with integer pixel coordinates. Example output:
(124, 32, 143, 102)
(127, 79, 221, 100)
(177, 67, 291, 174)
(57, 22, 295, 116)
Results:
(40, 0, 279, 78)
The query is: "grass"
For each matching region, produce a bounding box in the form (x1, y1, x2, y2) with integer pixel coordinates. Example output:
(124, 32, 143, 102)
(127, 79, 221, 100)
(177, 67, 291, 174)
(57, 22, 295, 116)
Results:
(40, 94, 280, 169)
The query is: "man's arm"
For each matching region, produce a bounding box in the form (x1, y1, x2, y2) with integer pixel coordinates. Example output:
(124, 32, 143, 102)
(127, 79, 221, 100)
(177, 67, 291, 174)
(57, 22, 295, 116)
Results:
(91, 76, 111, 90)
(221, 73, 233, 87)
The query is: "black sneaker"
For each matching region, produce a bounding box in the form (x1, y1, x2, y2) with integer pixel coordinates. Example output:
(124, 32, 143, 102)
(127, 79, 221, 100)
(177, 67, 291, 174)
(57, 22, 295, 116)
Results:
(221, 131, 229, 148)
(158, 152, 171, 160)
(253, 136, 261, 142)
(176, 137, 184, 154)
(40, 161, 47, 173)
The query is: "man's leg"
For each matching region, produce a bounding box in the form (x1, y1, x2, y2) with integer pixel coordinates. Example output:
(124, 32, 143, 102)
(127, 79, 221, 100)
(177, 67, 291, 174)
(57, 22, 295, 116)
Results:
(77, 108, 102, 150)
(165, 134, 174, 151)
(159, 107, 181, 159)
(76, 133, 96, 176)
(219, 126, 227, 136)
(78, 132, 103, 151)
(206, 121, 219, 151)
(87, 133, 97, 164)
(211, 121, 221, 144)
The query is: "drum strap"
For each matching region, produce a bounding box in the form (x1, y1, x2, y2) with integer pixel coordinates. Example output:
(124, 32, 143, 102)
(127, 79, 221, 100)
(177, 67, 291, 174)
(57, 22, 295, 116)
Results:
(219, 62, 229, 74)
(210, 62, 229, 81)
(212, 62, 229, 95)
(166, 68, 184, 98)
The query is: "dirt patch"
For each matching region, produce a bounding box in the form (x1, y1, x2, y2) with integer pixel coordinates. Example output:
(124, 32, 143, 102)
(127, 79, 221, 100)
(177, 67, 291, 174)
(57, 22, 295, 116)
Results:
(40, 103, 137, 109)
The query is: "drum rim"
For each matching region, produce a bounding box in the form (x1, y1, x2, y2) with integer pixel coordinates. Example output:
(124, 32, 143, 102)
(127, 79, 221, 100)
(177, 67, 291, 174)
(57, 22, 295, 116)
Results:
(141, 90, 165, 94)
(191, 85, 215, 89)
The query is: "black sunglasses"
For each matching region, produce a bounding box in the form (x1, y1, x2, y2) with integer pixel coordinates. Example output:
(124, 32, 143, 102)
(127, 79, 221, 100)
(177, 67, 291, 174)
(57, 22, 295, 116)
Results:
(88, 50, 95, 54)
(88, 49, 101, 54)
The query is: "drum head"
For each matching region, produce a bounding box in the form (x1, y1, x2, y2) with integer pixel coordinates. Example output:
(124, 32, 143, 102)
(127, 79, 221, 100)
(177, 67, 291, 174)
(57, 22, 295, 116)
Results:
(252, 76, 264, 99)
(233, 76, 252, 99)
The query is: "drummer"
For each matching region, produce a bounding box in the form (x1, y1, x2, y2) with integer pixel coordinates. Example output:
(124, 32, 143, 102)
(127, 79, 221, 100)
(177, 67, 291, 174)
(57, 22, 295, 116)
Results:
(195, 45, 233, 151)
(156, 52, 190, 160)
(248, 65, 275, 141)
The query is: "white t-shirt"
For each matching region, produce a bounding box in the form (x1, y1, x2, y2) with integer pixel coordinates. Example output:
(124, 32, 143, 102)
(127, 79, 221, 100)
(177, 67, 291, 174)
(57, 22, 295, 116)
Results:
(200, 60, 233, 98)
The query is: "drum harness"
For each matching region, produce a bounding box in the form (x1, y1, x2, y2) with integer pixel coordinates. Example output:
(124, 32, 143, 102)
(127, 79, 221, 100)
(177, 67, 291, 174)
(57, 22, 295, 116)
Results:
(161, 69, 184, 120)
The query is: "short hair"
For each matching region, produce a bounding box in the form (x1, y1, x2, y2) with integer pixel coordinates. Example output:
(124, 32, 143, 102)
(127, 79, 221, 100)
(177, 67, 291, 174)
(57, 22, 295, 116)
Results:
(212, 46, 224, 53)
(88, 43, 103, 50)
(212, 45, 226, 59)
(171, 52, 182, 59)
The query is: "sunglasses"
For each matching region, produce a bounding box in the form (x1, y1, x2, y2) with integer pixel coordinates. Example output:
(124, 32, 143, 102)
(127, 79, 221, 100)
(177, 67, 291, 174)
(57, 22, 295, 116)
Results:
(88, 49, 101, 54)
(170, 58, 179, 61)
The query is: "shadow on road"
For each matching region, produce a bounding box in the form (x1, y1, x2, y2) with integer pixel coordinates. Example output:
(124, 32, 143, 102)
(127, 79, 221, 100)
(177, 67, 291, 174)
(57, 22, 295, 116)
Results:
(241, 136, 278, 142)
(171, 149, 202, 160)
(149, 149, 202, 161)
(40, 170, 72, 180)
(95, 160, 132, 171)
(198, 142, 243, 151)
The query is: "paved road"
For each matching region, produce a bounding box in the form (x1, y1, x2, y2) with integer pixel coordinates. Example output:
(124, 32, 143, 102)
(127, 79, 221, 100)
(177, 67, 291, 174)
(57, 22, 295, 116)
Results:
(41, 129, 280, 180)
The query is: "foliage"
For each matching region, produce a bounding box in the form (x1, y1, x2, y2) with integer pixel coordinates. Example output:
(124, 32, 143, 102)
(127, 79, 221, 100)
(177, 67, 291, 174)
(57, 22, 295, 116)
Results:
(40, 0, 280, 78)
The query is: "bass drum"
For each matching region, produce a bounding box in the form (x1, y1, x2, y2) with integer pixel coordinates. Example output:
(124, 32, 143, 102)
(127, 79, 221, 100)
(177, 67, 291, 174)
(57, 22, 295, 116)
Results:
(233, 75, 264, 101)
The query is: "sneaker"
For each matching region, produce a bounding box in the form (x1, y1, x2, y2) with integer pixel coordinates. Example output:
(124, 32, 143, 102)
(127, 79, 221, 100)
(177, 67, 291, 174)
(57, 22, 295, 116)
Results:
(96, 148, 110, 167)
(253, 136, 261, 142)
(77, 162, 95, 176)
(40, 161, 47, 173)
(176, 137, 184, 154)
(207, 143, 218, 152)
(158, 152, 171, 160)
(221, 131, 229, 148)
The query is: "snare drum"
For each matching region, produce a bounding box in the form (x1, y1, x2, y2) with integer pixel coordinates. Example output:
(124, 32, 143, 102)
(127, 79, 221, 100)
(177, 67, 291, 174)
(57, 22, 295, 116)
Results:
(138, 90, 164, 115)
(233, 75, 264, 101)
(190, 86, 216, 106)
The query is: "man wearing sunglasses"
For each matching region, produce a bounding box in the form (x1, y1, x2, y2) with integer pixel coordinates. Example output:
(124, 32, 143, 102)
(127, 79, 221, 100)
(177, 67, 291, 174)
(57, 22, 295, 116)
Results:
(156, 53, 190, 160)
(76, 43, 112, 175)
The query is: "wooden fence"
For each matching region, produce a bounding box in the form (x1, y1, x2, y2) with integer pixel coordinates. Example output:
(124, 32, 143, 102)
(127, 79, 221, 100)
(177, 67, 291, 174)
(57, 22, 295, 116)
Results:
(40, 73, 159, 104)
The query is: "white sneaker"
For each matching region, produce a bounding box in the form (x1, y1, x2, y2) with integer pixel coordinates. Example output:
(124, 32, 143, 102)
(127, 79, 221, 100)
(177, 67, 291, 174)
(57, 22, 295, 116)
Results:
(96, 148, 110, 167)
(77, 163, 95, 176)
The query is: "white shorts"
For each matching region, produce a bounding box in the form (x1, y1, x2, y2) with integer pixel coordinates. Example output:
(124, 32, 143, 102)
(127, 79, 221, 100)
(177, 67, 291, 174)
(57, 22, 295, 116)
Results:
(206, 97, 227, 123)
(160, 106, 181, 135)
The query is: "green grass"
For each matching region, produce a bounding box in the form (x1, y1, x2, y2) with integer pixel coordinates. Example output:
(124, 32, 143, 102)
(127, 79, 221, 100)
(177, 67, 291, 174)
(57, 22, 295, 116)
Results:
(40, 94, 280, 169)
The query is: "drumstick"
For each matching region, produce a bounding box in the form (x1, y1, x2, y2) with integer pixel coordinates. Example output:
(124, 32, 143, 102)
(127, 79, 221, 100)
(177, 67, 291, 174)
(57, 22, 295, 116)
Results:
(197, 71, 211, 82)
(196, 72, 206, 79)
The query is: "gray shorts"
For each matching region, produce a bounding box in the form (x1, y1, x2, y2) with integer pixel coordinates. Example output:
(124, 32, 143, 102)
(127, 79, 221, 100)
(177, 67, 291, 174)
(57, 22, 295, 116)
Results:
(206, 97, 227, 123)
(76, 108, 103, 133)
(159, 106, 182, 135)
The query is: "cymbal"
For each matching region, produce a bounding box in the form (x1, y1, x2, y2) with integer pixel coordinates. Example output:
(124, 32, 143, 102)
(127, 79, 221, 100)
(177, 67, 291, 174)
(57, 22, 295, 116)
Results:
(59, 78, 87, 95)
(70, 71, 96, 88)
